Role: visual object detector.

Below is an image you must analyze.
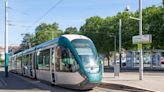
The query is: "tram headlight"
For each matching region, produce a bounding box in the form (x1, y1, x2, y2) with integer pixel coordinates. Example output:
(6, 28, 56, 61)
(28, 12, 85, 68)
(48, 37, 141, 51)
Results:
(84, 59, 100, 73)
(85, 67, 99, 73)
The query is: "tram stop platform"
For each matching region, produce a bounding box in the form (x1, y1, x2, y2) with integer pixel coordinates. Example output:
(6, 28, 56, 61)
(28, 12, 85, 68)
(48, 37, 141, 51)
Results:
(102, 71, 164, 92)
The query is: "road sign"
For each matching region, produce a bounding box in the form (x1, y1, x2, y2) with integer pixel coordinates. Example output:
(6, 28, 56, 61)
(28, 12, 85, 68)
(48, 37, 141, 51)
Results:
(132, 34, 152, 44)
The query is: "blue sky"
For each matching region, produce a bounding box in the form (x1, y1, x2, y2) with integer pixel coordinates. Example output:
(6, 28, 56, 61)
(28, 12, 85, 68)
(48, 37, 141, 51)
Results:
(0, 0, 162, 46)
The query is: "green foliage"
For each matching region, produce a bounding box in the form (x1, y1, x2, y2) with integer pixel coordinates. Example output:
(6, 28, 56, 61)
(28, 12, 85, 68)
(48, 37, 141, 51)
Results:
(20, 5, 164, 55)
(20, 33, 34, 50)
(64, 27, 78, 34)
(20, 22, 63, 49)
(80, 5, 164, 55)
(80, 16, 108, 54)
(142, 6, 164, 49)
(0, 59, 4, 64)
(34, 23, 63, 45)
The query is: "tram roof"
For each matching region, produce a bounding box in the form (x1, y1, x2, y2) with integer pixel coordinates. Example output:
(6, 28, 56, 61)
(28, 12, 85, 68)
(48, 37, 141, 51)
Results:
(62, 34, 91, 41)
(22, 37, 59, 55)
(14, 34, 90, 55)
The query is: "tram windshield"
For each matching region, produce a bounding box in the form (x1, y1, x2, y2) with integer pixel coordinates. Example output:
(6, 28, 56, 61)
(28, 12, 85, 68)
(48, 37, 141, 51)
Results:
(71, 39, 99, 73)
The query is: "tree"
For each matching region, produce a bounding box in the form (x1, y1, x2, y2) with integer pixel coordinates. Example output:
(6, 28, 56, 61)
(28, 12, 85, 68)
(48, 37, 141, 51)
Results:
(19, 5, 164, 54)
(118, 12, 139, 50)
(80, 16, 106, 53)
(80, 5, 164, 55)
(64, 27, 78, 34)
(0, 58, 4, 65)
(34, 23, 63, 45)
(142, 6, 164, 49)
(20, 33, 34, 50)
(80, 16, 118, 62)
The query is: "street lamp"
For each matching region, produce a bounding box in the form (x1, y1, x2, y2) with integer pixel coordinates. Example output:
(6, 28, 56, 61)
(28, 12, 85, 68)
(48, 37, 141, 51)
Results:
(119, 5, 131, 69)
(125, 0, 143, 80)
(118, 5, 130, 69)
(109, 34, 119, 77)
(119, 19, 122, 69)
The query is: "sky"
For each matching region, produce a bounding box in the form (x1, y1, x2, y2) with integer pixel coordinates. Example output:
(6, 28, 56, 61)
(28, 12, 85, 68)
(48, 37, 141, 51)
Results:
(0, 0, 162, 46)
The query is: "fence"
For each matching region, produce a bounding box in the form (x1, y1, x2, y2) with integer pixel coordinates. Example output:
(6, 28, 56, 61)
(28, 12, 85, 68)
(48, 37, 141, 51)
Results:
(103, 50, 164, 70)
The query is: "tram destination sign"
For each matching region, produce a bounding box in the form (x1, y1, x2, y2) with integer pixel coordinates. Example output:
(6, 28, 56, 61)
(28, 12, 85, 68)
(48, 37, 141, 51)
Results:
(132, 34, 152, 44)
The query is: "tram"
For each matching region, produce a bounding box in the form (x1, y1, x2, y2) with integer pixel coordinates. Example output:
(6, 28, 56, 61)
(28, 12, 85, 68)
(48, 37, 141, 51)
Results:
(9, 34, 102, 90)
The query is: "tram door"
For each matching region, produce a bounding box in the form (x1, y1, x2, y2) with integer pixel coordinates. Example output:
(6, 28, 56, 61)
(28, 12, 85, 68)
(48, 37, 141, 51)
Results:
(50, 48, 56, 83)
(29, 54, 33, 78)
(31, 53, 35, 78)
(33, 52, 37, 79)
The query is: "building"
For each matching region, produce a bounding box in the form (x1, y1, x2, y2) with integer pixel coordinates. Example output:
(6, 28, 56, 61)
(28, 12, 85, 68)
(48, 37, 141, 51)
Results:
(0, 47, 4, 60)
(8, 45, 20, 54)
(0, 45, 20, 60)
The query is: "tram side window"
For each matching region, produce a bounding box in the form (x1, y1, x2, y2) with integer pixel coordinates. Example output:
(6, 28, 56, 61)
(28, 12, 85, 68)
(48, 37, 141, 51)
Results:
(38, 53, 43, 69)
(22, 56, 25, 69)
(43, 52, 50, 70)
(38, 49, 50, 70)
(23, 56, 27, 68)
(17, 57, 22, 69)
(55, 46, 79, 72)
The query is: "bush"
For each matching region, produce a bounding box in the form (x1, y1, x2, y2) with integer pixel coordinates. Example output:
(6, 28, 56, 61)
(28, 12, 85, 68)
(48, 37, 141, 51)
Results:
(0, 59, 4, 65)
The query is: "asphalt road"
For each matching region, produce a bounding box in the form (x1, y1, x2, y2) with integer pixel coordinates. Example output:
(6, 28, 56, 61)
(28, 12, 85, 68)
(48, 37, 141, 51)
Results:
(0, 69, 150, 92)
(0, 70, 116, 92)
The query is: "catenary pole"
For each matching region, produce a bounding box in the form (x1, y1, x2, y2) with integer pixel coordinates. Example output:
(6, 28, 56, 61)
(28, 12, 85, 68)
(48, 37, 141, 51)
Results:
(4, 0, 9, 77)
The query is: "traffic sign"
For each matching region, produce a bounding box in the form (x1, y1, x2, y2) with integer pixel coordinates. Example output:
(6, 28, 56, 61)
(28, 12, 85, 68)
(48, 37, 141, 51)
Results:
(132, 34, 152, 44)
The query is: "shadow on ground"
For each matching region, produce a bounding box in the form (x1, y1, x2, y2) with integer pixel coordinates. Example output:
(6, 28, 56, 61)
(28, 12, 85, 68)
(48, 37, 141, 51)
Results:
(0, 71, 82, 92)
(98, 82, 153, 92)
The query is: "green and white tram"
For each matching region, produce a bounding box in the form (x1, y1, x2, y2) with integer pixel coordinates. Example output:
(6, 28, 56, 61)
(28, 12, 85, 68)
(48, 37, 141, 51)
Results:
(10, 34, 102, 89)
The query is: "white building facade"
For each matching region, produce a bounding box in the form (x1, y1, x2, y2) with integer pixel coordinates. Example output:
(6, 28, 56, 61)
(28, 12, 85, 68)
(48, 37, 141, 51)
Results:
(0, 47, 5, 60)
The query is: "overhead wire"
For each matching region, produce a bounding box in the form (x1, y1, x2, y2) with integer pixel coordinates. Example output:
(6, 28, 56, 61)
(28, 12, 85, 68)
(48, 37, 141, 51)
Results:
(26, 0, 63, 30)
(7, 3, 29, 28)
(8, 7, 28, 15)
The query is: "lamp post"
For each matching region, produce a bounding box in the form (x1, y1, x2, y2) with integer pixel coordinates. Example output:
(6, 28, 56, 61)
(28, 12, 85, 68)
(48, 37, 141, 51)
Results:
(138, 0, 143, 80)
(4, 0, 8, 77)
(119, 19, 122, 69)
(125, 0, 143, 80)
(119, 5, 130, 69)
(109, 34, 119, 77)
(113, 35, 118, 77)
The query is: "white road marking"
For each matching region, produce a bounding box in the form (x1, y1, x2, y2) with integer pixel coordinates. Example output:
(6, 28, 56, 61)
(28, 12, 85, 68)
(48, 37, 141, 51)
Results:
(0, 78, 7, 86)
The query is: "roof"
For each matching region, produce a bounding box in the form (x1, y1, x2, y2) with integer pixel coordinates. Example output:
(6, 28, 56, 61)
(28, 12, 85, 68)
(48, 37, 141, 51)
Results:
(13, 34, 91, 56)
(0, 47, 4, 52)
(62, 34, 91, 41)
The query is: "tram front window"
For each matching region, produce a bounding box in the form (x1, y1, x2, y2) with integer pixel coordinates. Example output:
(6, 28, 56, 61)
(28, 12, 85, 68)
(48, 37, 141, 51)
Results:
(71, 39, 99, 73)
